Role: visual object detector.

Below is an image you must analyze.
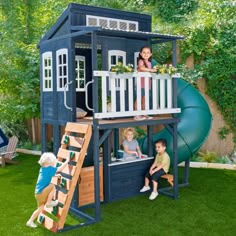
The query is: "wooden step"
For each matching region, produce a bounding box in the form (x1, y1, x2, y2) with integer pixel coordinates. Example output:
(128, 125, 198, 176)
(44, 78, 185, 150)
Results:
(161, 174, 174, 187)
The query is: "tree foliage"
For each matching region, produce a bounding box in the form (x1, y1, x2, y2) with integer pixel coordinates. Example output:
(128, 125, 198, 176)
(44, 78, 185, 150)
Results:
(154, 0, 198, 24)
(0, 0, 76, 137)
(0, 0, 41, 137)
(177, 0, 236, 140)
(0, 0, 235, 143)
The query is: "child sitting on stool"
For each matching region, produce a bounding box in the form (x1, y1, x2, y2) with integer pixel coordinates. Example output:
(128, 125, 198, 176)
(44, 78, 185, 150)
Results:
(123, 127, 142, 159)
(26, 152, 70, 228)
(140, 138, 170, 200)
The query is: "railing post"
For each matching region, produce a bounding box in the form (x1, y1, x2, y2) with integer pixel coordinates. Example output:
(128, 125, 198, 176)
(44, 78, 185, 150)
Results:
(172, 40, 177, 67)
(152, 74, 158, 109)
(172, 76, 178, 109)
(101, 74, 107, 113)
(136, 73, 142, 110)
(167, 76, 172, 109)
(128, 74, 134, 111)
(92, 32, 98, 113)
(110, 73, 117, 113)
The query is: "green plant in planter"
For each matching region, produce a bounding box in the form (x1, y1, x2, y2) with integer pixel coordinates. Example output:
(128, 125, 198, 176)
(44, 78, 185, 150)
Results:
(198, 150, 218, 163)
(110, 62, 134, 74)
(155, 64, 177, 75)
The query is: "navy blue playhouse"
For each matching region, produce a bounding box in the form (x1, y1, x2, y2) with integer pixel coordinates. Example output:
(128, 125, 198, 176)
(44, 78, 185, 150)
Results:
(38, 3, 212, 231)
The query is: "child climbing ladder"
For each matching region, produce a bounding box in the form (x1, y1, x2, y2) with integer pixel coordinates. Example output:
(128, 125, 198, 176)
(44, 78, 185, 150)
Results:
(38, 122, 92, 232)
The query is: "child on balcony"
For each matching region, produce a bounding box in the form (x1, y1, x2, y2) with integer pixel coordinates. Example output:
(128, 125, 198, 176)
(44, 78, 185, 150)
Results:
(140, 138, 170, 200)
(26, 152, 70, 228)
(134, 46, 157, 121)
(122, 127, 142, 159)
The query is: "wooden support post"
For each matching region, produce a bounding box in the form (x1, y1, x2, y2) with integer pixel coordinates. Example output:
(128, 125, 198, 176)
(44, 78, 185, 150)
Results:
(173, 122, 178, 199)
(114, 128, 119, 158)
(183, 158, 190, 185)
(41, 123, 47, 152)
(172, 40, 177, 67)
(147, 125, 153, 157)
(93, 124, 101, 222)
(103, 130, 111, 203)
(53, 124, 60, 154)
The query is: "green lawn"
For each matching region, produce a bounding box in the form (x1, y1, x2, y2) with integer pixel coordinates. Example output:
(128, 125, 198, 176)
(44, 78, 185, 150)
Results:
(0, 154, 236, 236)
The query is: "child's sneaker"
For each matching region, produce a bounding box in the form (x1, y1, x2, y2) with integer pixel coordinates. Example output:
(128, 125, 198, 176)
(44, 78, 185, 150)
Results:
(26, 220, 37, 228)
(149, 191, 158, 200)
(46, 200, 58, 208)
(134, 115, 146, 121)
(140, 186, 151, 192)
(144, 115, 153, 120)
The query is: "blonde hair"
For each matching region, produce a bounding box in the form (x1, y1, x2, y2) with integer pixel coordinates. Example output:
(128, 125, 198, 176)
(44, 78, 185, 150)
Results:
(123, 127, 136, 140)
(38, 152, 57, 166)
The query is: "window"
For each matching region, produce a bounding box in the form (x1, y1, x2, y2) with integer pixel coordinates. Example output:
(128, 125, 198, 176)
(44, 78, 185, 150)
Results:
(99, 18, 108, 28)
(108, 50, 126, 69)
(42, 52, 53, 91)
(119, 21, 127, 30)
(108, 50, 126, 90)
(134, 52, 140, 70)
(86, 15, 138, 31)
(75, 56, 86, 91)
(56, 49, 68, 91)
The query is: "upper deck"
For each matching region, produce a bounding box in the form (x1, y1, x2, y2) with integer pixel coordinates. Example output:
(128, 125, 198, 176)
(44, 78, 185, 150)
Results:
(85, 71, 180, 120)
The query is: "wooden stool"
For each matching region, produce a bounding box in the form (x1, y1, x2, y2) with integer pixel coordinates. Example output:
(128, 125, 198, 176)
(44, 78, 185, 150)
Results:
(161, 174, 174, 187)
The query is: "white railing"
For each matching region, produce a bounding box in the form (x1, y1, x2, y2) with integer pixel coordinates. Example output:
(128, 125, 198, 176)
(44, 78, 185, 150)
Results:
(93, 71, 181, 119)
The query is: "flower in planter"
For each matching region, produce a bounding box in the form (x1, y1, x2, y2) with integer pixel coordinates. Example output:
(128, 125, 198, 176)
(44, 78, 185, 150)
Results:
(110, 62, 134, 74)
(154, 64, 177, 75)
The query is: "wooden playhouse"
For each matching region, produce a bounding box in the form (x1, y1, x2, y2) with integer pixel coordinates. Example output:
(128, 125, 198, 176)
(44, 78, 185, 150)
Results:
(38, 3, 187, 232)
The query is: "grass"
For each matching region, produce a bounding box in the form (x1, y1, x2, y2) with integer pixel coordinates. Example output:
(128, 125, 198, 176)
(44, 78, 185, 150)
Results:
(0, 154, 236, 236)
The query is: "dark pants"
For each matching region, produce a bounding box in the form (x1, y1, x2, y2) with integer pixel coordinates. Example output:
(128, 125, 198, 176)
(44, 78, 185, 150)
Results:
(145, 168, 166, 183)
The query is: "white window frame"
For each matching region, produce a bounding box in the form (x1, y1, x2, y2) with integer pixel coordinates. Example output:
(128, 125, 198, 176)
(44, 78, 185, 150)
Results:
(108, 50, 126, 90)
(134, 52, 140, 71)
(86, 15, 138, 31)
(42, 52, 53, 92)
(56, 48, 68, 91)
(75, 55, 86, 92)
(108, 50, 126, 69)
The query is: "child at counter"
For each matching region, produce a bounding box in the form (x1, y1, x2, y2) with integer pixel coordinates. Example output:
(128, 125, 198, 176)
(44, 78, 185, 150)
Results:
(122, 127, 142, 159)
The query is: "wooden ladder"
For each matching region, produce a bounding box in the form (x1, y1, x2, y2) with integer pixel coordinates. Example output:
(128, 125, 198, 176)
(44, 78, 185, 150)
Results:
(38, 122, 92, 232)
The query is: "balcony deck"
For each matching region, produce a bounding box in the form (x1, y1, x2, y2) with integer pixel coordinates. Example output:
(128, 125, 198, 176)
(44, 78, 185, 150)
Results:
(91, 71, 181, 120)
(77, 114, 179, 129)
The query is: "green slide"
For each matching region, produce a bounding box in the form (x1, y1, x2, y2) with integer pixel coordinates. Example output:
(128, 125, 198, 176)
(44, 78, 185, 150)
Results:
(139, 78, 212, 164)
